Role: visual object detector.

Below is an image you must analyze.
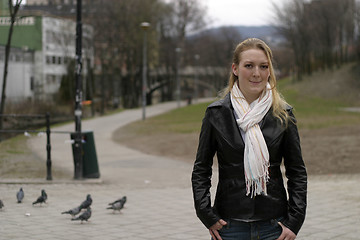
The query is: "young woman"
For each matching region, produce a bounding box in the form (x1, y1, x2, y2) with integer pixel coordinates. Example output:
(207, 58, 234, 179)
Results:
(192, 38, 307, 240)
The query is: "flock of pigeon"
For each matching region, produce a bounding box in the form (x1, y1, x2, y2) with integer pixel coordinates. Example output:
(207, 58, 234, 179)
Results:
(0, 187, 127, 223)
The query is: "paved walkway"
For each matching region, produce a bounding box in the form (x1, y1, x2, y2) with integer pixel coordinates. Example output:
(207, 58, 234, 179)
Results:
(1, 100, 360, 239)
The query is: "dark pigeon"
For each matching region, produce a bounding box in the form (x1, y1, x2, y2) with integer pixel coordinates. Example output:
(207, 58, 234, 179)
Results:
(16, 188, 24, 203)
(0, 200, 4, 209)
(32, 189, 47, 205)
(79, 194, 92, 210)
(71, 207, 91, 223)
(61, 206, 81, 217)
(107, 200, 124, 213)
(108, 196, 126, 206)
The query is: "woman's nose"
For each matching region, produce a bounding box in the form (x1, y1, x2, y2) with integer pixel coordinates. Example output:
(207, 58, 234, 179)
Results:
(253, 66, 260, 77)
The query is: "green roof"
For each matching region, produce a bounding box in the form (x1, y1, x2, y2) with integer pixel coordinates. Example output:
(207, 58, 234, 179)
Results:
(0, 15, 42, 50)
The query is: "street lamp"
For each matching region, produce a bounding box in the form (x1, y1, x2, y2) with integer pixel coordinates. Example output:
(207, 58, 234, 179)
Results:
(74, 0, 83, 179)
(140, 22, 150, 120)
(175, 47, 181, 108)
(194, 54, 200, 102)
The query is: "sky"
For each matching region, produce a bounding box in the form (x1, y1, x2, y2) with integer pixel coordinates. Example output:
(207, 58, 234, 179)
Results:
(204, 0, 284, 27)
(19, 0, 283, 27)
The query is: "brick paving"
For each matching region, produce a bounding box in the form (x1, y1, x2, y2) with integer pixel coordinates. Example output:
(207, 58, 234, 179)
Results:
(1, 100, 359, 239)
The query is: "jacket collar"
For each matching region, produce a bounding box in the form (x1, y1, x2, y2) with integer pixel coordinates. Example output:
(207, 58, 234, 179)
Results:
(209, 93, 245, 150)
(209, 93, 274, 151)
(222, 92, 270, 129)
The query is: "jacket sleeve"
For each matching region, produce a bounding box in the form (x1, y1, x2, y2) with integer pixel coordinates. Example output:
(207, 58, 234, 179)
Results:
(281, 109, 307, 235)
(191, 108, 220, 228)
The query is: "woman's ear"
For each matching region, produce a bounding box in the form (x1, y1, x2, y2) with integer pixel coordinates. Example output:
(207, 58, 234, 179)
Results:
(232, 63, 238, 76)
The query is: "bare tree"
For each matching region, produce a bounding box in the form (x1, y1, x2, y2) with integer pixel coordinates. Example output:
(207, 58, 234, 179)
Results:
(273, 0, 356, 80)
(156, 0, 208, 101)
(273, 0, 311, 80)
(20, 0, 209, 110)
(83, 0, 165, 109)
(355, 1, 360, 60)
(0, 0, 23, 133)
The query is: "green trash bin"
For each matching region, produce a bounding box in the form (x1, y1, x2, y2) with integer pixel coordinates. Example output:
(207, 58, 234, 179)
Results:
(71, 131, 100, 178)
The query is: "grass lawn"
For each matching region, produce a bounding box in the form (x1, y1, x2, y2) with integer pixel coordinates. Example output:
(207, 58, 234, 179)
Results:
(117, 74, 360, 136)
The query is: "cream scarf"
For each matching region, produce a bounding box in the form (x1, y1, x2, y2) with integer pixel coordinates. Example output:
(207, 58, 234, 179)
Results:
(230, 82, 273, 197)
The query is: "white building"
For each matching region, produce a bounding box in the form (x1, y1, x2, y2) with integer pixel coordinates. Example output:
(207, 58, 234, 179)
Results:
(0, 15, 93, 102)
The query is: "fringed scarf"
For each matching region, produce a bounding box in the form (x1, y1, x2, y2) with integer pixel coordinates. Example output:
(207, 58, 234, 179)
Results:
(230, 82, 273, 197)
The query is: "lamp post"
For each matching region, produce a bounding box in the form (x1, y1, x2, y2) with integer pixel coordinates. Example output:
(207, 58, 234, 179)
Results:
(194, 54, 200, 102)
(74, 0, 83, 179)
(175, 47, 181, 108)
(140, 22, 150, 120)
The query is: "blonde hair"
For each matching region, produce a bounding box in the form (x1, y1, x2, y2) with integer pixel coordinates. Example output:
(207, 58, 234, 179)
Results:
(223, 38, 289, 125)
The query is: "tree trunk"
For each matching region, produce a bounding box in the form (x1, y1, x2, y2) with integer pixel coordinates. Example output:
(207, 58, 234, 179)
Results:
(0, 0, 22, 135)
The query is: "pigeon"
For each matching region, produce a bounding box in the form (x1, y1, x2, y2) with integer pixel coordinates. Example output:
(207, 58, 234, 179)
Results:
(107, 200, 125, 213)
(16, 188, 24, 203)
(108, 196, 126, 206)
(79, 194, 92, 210)
(0, 200, 4, 209)
(71, 207, 91, 223)
(32, 189, 47, 205)
(61, 206, 81, 217)
(24, 131, 31, 137)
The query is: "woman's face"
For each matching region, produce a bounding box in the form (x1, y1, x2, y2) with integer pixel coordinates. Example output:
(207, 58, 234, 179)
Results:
(232, 48, 270, 103)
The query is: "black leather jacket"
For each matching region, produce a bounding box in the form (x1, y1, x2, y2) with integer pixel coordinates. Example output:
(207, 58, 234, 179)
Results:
(192, 93, 307, 235)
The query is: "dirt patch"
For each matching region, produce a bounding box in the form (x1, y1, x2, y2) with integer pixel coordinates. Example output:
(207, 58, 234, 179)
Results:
(299, 125, 360, 175)
(113, 124, 360, 175)
(113, 131, 200, 163)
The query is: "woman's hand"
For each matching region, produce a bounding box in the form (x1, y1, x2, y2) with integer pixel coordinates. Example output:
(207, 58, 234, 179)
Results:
(276, 222, 296, 240)
(209, 219, 227, 240)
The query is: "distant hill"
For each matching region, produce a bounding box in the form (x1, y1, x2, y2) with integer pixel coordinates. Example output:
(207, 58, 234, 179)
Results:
(234, 25, 285, 46)
(192, 25, 285, 46)
(234, 25, 277, 38)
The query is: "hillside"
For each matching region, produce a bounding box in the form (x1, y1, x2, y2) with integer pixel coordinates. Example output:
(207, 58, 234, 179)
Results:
(193, 25, 285, 46)
(290, 63, 360, 106)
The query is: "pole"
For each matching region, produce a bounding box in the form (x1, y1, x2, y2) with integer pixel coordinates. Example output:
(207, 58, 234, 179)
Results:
(74, 0, 83, 179)
(194, 54, 200, 102)
(175, 48, 181, 108)
(45, 112, 52, 180)
(140, 22, 150, 120)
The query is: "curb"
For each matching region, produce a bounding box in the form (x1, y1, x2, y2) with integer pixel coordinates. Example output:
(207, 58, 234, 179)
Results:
(0, 178, 104, 184)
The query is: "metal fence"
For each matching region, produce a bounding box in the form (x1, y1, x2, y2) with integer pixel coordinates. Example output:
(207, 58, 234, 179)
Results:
(0, 113, 71, 180)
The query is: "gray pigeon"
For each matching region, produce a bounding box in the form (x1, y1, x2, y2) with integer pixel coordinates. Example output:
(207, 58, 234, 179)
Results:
(79, 194, 92, 210)
(71, 207, 91, 223)
(0, 200, 4, 209)
(33, 189, 47, 205)
(61, 206, 81, 217)
(108, 196, 126, 206)
(106, 200, 124, 213)
(17, 188, 24, 203)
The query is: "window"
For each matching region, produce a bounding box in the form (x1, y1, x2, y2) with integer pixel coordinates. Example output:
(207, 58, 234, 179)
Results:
(30, 77, 34, 91)
(46, 30, 53, 42)
(15, 54, 22, 62)
(46, 74, 56, 83)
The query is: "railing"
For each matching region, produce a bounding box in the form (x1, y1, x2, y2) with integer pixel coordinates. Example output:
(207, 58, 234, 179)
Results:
(0, 113, 54, 180)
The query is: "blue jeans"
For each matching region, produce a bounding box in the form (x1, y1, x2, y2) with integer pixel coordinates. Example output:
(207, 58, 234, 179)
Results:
(212, 217, 283, 240)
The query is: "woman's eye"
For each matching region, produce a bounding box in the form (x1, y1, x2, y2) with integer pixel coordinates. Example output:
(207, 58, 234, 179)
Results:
(245, 64, 252, 68)
(261, 65, 269, 69)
